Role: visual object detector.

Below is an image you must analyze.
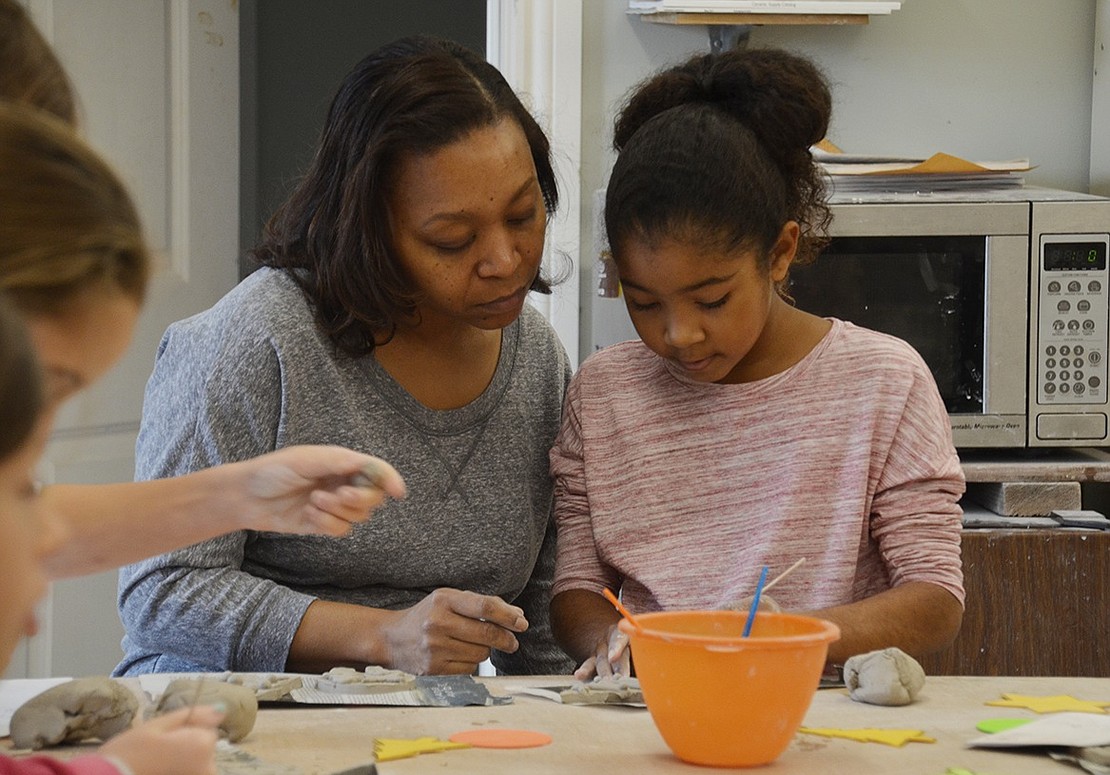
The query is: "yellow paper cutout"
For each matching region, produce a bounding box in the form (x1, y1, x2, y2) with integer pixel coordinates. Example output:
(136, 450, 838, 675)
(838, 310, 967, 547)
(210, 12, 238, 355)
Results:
(985, 694, 1110, 715)
(373, 737, 470, 762)
(797, 727, 936, 747)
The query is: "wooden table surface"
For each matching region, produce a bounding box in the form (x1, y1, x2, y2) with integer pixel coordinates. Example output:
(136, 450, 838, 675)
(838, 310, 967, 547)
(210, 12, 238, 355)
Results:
(234, 675, 1110, 774)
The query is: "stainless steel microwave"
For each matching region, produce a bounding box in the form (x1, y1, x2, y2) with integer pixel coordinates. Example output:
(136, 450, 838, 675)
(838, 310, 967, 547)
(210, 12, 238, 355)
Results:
(788, 186, 1110, 449)
(587, 186, 1110, 449)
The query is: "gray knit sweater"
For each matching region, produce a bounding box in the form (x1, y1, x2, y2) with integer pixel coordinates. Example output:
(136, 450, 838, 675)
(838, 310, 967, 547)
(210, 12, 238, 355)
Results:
(115, 268, 574, 676)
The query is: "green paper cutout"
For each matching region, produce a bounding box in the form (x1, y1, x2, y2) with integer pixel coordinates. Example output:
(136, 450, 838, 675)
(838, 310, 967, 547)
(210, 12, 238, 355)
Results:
(976, 717, 1033, 734)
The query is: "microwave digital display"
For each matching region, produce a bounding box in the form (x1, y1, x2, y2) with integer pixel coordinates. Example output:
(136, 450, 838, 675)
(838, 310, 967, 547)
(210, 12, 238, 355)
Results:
(789, 236, 987, 415)
(1044, 242, 1107, 271)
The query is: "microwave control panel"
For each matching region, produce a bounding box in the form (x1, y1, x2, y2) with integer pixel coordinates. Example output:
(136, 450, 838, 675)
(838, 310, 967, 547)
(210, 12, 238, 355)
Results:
(1037, 233, 1110, 405)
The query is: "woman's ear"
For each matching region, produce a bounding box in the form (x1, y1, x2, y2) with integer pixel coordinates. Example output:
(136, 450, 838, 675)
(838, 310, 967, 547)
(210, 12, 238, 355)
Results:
(769, 221, 801, 282)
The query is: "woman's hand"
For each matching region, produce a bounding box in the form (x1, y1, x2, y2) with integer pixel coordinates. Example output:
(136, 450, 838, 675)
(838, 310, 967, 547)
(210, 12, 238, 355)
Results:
(98, 706, 222, 775)
(237, 445, 406, 536)
(377, 588, 529, 675)
(573, 623, 630, 681)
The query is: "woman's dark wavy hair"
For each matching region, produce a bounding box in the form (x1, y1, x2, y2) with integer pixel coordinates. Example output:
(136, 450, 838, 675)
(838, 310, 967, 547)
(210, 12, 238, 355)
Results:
(251, 35, 558, 357)
(605, 47, 832, 292)
(0, 291, 43, 461)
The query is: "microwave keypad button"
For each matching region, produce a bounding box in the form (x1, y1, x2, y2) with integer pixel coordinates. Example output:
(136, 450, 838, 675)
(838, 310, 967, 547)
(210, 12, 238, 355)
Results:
(1061, 383, 1072, 394)
(1090, 351, 1103, 365)
(1061, 358, 1071, 368)
(1069, 320, 1081, 331)
(1090, 376, 1102, 388)
(1090, 280, 1102, 293)
(1084, 319, 1096, 331)
(1049, 280, 1062, 293)
(1046, 370, 1057, 381)
(1057, 300, 1071, 312)
(1074, 382, 1087, 395)
(1045, 383, 1057, 394)
(1046, 345, 1058, 356)
(1074, 345, 1085, 355)
(1046, 358, 1057, 368)
(1075, 358, 1085, 368)
(1068, 280, 1082, 292)
(1078, 300, 1092, 312)
(1060, 345, 1071, 355)
(1060, 370, 1070, 381)
(1054, 320, 1066, 331)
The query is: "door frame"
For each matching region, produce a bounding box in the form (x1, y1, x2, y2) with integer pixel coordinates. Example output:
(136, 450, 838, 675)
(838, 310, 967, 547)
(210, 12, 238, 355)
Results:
(488, 0, 583, 366)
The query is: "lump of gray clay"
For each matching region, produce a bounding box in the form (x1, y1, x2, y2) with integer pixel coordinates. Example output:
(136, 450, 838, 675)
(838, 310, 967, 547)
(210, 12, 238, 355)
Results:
(10, 676, 138, 750)
(154, 678, 258, 742)
(843, 647, 926, 706)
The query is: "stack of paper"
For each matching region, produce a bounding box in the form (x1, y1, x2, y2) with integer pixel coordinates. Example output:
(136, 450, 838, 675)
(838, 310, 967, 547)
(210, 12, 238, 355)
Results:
(628, 1, 902, 14)
(814, 148, 1032, 194)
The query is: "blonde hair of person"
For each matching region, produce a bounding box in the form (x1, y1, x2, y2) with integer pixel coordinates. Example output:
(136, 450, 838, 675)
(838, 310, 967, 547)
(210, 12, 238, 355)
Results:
(0, 0, 77, 125)
(0, 291, 44, 460)
(0, 102, 150, 316)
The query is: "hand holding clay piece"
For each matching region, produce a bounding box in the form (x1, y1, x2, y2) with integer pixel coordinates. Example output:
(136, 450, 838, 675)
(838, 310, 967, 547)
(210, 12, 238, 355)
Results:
(154, 678, 258, 742)
(560, 675, 643, 705)
(843, 647, 926, 706)
(10, 677, 138, 750)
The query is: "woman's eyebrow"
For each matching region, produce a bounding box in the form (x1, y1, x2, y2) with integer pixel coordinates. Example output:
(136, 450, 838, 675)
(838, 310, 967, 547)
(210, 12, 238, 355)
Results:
(418, 178, 537, 229)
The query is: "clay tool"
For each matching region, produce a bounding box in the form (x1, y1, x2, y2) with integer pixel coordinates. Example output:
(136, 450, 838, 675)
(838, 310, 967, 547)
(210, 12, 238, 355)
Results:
(742, 565, 769, 637)
(602, 587, 644, 634)
(761, 557, 806, 595)
(328, 764, 378, 775)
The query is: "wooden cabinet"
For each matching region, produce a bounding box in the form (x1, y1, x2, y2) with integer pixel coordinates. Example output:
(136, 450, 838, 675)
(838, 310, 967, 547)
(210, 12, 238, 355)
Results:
(918, 529, 1109, 677)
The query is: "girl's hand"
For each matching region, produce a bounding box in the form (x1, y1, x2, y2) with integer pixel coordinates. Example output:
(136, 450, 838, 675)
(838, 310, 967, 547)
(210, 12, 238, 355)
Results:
(378, 588, 529, 675)
(98, 706, 222, 775)
(239, 445, 406, 536)
(573, 623, 630, 681)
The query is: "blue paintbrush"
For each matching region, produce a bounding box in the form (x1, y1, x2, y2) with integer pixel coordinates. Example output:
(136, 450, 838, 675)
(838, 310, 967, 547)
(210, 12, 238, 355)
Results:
(742, 565, 769, 637)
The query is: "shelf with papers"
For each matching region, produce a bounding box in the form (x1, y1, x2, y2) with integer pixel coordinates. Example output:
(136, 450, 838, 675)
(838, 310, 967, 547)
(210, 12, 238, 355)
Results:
(637, 12, 872, 26)
(629, 2, 901, 50)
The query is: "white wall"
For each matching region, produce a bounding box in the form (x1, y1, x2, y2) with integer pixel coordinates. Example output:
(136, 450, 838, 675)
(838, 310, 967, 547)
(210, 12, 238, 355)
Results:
(578, 0, 1100, 358)
(1093, 0, 1110, 197)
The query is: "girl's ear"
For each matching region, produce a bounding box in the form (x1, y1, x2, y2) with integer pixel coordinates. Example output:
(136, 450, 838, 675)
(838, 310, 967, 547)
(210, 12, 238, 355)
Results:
(769, 221, 800, 282)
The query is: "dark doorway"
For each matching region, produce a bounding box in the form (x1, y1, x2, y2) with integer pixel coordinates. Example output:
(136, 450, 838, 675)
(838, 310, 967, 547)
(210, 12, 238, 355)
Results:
(239, 0, 486, 276)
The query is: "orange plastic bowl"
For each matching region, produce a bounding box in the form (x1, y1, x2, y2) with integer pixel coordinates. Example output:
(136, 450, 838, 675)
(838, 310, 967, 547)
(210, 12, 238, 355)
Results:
(620, 610, 840, 768)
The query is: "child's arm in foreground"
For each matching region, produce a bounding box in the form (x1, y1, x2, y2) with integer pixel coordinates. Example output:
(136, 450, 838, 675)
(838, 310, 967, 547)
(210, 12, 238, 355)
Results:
(0, 706, 220, 775)
(97, 706, 222, 775)
(43, 445, 405, 578)
(800, 580, 963, 665)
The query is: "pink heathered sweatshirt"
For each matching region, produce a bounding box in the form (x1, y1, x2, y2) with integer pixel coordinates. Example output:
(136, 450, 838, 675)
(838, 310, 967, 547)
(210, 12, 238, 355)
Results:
(550, 319, 965, 614)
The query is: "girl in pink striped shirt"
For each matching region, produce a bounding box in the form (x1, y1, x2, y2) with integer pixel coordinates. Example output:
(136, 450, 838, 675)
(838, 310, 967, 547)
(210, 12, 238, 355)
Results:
(550, 47, 964, 679)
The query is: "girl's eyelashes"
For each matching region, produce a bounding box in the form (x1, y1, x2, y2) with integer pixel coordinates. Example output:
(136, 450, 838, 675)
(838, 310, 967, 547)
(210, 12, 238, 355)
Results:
(698, 294, 730, 310)
(626, 298, 658, 312)
(627, 294, 729, 312)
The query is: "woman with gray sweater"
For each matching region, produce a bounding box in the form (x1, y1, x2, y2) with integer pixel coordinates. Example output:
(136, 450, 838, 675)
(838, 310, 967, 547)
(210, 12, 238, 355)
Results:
(115, 36, 574, 677)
